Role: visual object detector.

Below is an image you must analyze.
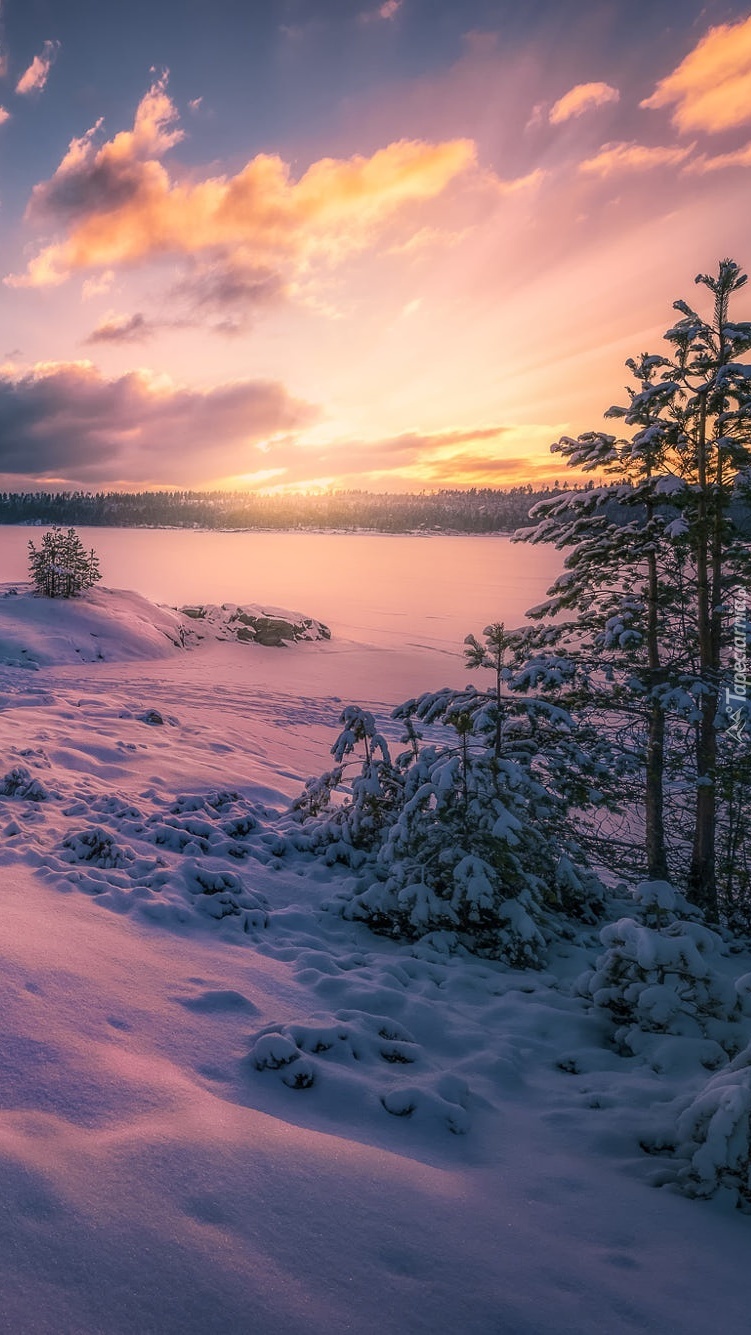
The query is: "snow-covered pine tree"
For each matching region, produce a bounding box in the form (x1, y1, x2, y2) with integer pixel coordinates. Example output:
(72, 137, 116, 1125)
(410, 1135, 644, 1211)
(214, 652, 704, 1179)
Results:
(513, 260, 751, 920)
(28, 526, 103, 598)
(293, 683, 606, 963)
(657, 262, 751, 913)
(291, 705, 402, 862)
(464, 622, 509, 757)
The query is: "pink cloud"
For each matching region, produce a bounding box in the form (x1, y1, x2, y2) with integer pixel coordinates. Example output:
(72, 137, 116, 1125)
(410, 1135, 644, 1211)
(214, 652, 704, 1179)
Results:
(579, 140, 695, 177)
(549, 81, 619, 125)
(361, 0, 403, 22)
(15, 39, 59, 96)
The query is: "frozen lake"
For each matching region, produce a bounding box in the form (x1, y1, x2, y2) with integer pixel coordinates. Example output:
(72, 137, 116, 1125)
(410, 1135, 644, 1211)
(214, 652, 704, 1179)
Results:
(6, 527, 563, 652)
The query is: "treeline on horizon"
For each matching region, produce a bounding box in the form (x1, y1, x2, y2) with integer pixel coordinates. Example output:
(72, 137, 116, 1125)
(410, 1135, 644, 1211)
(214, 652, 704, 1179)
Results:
(0, 484, 597, 534)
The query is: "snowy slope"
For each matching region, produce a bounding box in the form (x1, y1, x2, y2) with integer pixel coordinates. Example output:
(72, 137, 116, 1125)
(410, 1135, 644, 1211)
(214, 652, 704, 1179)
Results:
(0, 595, 749, 1333)
(0, 585, 330, 668)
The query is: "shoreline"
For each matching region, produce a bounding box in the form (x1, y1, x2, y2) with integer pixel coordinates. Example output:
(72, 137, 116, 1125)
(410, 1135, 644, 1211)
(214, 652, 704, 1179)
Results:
(6, 520, 519, 538)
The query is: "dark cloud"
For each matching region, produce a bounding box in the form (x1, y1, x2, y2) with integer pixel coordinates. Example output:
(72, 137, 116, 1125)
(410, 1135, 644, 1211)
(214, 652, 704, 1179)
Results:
(85, 312, 152, 344)
(26, 76, 182, 230)
(174, 260, 285, 313)
(30, 147, 147, 221)
(83, 260, 288, 345)
(0, 362, 319, 484)
(169, 257, 288, 333)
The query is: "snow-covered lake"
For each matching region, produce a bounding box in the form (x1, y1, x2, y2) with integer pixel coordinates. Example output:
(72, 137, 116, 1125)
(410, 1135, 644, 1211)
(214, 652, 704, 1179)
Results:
(4, 527, 562, 651)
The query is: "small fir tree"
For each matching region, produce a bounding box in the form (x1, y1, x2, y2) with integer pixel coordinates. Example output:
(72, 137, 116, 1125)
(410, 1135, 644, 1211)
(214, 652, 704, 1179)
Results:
(291, 679, 607, 963)
(464, 622, 510, 757)
(28, 527, 103, 599)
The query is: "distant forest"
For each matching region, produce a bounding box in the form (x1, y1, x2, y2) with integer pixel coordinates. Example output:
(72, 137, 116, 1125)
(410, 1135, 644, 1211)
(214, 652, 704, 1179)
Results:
(0, 485, 596, 534)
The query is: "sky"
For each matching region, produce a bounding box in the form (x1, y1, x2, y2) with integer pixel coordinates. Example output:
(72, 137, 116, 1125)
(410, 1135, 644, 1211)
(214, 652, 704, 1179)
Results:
(0, 0, 750, 493)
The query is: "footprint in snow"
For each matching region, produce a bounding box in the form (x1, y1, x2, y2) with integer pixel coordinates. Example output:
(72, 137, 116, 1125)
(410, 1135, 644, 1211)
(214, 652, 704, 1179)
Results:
(175, 989, 259, 1015)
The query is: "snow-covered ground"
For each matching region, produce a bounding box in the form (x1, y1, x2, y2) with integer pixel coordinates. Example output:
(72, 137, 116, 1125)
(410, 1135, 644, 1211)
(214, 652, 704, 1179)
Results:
(0, 587, 750, 1334)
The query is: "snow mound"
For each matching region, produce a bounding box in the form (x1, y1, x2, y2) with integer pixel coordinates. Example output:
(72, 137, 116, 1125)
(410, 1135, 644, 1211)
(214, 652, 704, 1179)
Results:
(0, 584, 329, 666)
(247, 1009, 472, 1135)
(0, 584, 187, 666)
(584, 914, 746, 1057)
(671, 1048, 751, 1206)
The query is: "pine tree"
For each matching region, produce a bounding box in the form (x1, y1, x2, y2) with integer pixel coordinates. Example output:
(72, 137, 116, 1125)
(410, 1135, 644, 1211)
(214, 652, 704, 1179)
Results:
(657, 262, 751, 912)
(292, 680, 608, 962)
(28, 527, 103, 598)
(464, 623, 510, 757)
(514, 259, 751, 919)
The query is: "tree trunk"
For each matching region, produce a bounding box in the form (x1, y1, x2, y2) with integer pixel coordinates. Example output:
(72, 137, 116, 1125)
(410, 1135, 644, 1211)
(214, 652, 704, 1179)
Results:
(690, 706, 718, 917)
(688, 393, 719, 919)
(645, 698, 669, 879)
(495, 661, 503, 759)
(644, 490, 668, 880)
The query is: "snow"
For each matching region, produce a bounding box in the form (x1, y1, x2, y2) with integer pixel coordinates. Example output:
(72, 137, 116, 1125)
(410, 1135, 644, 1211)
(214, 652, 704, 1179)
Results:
(0, 586, 749, 1332)
(0, 584, 330, 667)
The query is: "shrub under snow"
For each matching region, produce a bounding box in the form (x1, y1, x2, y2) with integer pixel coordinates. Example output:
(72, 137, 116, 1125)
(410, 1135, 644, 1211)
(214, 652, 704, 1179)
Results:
(585, 881, 747, 1056)
(293, 691, 604, 965)
(649, 1043, 751, 1209)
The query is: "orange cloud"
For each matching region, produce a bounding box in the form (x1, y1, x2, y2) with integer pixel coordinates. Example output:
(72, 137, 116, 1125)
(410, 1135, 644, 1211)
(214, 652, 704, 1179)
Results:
(226, 420, 586, 493)
(684, 140, 751, 173)
(227, 424, 514, 490)
(549, 81, 619, 125)
(9, 76, 478, 289)
(579, 140, 695, 176)
(15, 39, 59, 95)
(641, 14, 751, 133)
(0, 105, 9, 125)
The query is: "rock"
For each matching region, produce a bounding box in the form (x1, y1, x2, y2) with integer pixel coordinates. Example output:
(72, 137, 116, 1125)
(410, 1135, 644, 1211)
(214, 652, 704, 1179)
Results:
(138, 709, 164, 726)
(252, 617, 297, 646)
(175, 603, 330, 646)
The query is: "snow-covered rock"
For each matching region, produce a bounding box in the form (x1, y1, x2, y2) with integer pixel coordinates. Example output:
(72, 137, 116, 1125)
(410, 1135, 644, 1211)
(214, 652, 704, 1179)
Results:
(179, 601, 330, 646)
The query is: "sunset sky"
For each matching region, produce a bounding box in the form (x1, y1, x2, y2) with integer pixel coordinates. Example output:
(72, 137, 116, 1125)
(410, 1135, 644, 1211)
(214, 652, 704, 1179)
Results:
(0, 0, 750, 492)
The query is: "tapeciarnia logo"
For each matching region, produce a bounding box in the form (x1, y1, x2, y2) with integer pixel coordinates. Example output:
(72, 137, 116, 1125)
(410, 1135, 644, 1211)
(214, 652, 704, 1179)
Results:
(724, 590, 749, 742)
